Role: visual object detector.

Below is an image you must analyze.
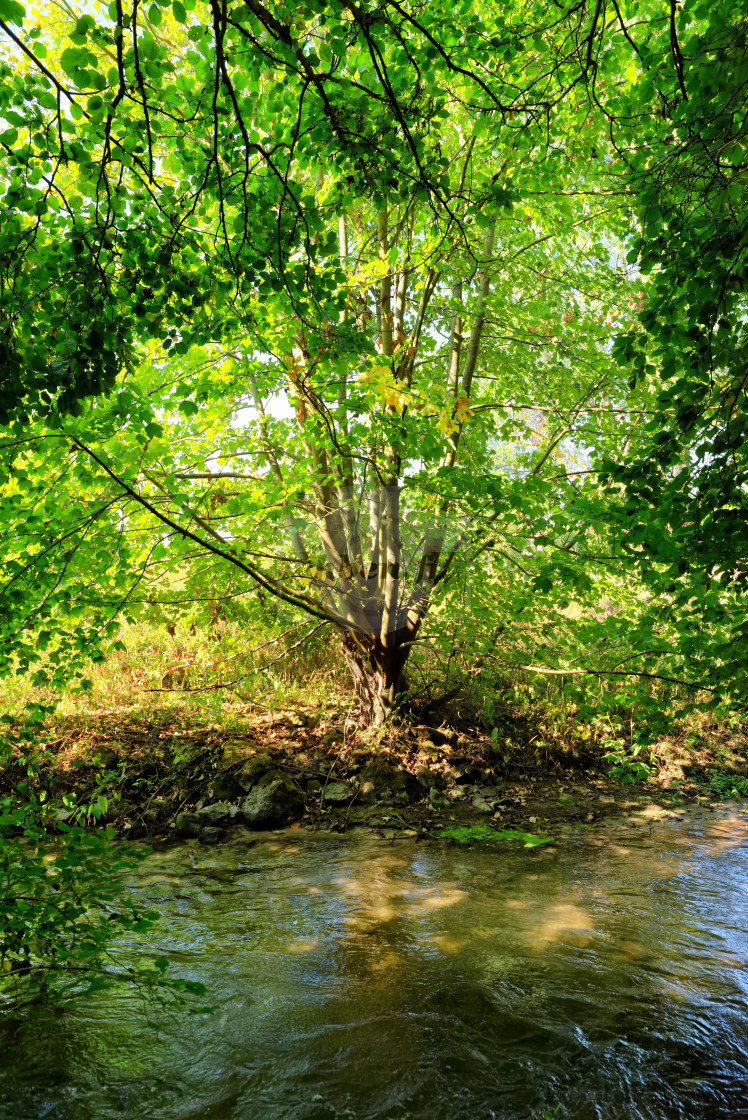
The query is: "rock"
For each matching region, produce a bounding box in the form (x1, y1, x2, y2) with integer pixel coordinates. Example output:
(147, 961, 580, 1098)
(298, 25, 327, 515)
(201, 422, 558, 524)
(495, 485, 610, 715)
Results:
(142, 800, 170, 827)
(107, 798, 137, 823)
(429, 787, 451, 812)
(199, 826, 223, 845)
(443, 757, 480, 785)
(360, 760, 422, 806)
(236, 753, 275, 791)
(472, 794, 493, 814)
(197, 801, 231, 827)
(321, 780, 353, 805)
(557, 793, 576, 810)
(306, 779, 323, 793)
(322, 727, 344, 748)
(447, 786, 466, 801)
(206, 772, 245, 802)
(173, 811, 203, 838)
(242, 771, 305, 829)
(415, 765, 443, 791)
(414, 725, 455, 747)
(94, 748, 119, 770)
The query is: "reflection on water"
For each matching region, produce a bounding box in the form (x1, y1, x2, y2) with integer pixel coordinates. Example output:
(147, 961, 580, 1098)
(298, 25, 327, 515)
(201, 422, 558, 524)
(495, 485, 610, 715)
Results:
(2, 811, 748, 1119)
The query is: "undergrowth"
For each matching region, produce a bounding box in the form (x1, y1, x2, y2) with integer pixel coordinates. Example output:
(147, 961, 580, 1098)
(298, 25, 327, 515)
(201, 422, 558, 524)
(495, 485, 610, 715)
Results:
(1, 620, 747, 787)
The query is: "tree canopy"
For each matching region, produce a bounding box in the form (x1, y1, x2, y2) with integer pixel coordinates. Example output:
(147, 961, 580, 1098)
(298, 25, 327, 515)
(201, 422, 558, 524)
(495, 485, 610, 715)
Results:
(1, 0, 747, 724)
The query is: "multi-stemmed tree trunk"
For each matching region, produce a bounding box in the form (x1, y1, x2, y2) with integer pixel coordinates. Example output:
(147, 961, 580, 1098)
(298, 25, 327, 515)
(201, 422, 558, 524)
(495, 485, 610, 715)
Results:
(234, 197, 499, 725)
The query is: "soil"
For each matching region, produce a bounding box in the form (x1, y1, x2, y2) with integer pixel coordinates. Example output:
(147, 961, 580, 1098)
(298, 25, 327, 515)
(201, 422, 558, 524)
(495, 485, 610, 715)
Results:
(2, 704, 741, 846)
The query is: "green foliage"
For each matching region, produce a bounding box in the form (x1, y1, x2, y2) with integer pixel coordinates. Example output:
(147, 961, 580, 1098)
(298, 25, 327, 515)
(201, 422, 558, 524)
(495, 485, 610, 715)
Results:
(440, 825, 554, 849)
(709, 773, 748, 800)
(0, 705, 204, 1018)
(600, 738, 652, 786)
(0, 0, 745, 728)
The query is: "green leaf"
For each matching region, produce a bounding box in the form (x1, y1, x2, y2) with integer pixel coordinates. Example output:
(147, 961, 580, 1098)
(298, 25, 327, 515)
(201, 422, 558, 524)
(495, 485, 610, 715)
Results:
(74, 14, 94, 36)
(0, 0, 25, 24)
(148, 3, 162, 26)
(172, 0, 186, 22)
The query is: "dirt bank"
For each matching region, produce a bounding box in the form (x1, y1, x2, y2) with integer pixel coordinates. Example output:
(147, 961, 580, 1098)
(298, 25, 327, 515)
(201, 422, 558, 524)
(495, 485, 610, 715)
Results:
(1, 705, 739, 846)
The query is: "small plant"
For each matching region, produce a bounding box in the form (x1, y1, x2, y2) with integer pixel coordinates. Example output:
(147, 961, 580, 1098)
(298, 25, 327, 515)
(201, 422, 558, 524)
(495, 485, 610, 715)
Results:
(603, 741, 651, 785)
(709, 773, 748, 799)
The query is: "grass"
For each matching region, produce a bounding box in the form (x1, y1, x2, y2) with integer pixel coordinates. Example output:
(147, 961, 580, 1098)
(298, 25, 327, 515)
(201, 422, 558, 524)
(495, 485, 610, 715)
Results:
(0, 617, 352, 727)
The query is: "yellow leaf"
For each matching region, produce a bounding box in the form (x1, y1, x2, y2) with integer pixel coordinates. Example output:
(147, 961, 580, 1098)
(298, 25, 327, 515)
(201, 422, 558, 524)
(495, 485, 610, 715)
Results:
(439, 406, 459, 435)
(454, 396, 473, 424)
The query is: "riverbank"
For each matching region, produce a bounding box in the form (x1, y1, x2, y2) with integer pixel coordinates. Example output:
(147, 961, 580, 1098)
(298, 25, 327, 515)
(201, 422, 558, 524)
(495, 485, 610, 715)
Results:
(3, 703, 744, 847)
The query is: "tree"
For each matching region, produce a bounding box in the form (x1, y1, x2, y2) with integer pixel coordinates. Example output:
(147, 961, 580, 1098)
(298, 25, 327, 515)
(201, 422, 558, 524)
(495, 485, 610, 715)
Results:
(590, 0, 748, 706)
(1, 0, 745, 725)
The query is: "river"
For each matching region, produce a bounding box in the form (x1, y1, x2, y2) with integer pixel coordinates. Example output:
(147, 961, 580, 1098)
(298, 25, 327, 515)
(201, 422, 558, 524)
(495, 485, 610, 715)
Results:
(2, 808, 748, 1119)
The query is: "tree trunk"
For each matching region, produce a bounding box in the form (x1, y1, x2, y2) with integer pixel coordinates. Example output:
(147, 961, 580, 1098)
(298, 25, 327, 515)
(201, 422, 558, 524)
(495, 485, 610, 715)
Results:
(340, 629, 409, 727)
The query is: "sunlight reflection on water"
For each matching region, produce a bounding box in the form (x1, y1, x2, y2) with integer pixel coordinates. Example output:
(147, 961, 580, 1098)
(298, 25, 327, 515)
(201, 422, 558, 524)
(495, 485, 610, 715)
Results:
(2, 810, 748, 1120)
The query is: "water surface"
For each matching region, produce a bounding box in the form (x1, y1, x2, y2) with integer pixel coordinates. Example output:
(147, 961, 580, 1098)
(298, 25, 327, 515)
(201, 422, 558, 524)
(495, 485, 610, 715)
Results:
(2, 809, 748, 1120)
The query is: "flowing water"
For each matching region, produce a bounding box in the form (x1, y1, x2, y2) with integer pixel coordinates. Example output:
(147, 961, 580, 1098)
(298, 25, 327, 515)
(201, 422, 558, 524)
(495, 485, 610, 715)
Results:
(2, 809, 748, 1120)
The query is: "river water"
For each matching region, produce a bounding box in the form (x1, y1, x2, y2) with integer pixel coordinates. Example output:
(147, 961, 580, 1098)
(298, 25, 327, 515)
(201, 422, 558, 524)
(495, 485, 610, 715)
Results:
(2, 809, 748, 1120)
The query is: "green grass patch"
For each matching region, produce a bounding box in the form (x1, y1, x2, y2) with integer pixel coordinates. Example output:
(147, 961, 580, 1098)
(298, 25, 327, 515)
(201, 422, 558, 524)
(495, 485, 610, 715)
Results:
(439, 824, 554, 849)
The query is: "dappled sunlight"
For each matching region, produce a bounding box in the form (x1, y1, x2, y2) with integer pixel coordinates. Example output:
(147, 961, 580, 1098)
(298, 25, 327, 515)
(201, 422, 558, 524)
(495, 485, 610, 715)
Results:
(524, 903, 596, 950)
(6, 812, 748, 1120)
(613, 940, 649, 962)
(367, 950, 403, 972)
(405, 888, 469, 916)
(344, 904, 399, 930)
(286, 938, 319, 953)
(701, 818, 748, 851)
(429, 935, 468, 954)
